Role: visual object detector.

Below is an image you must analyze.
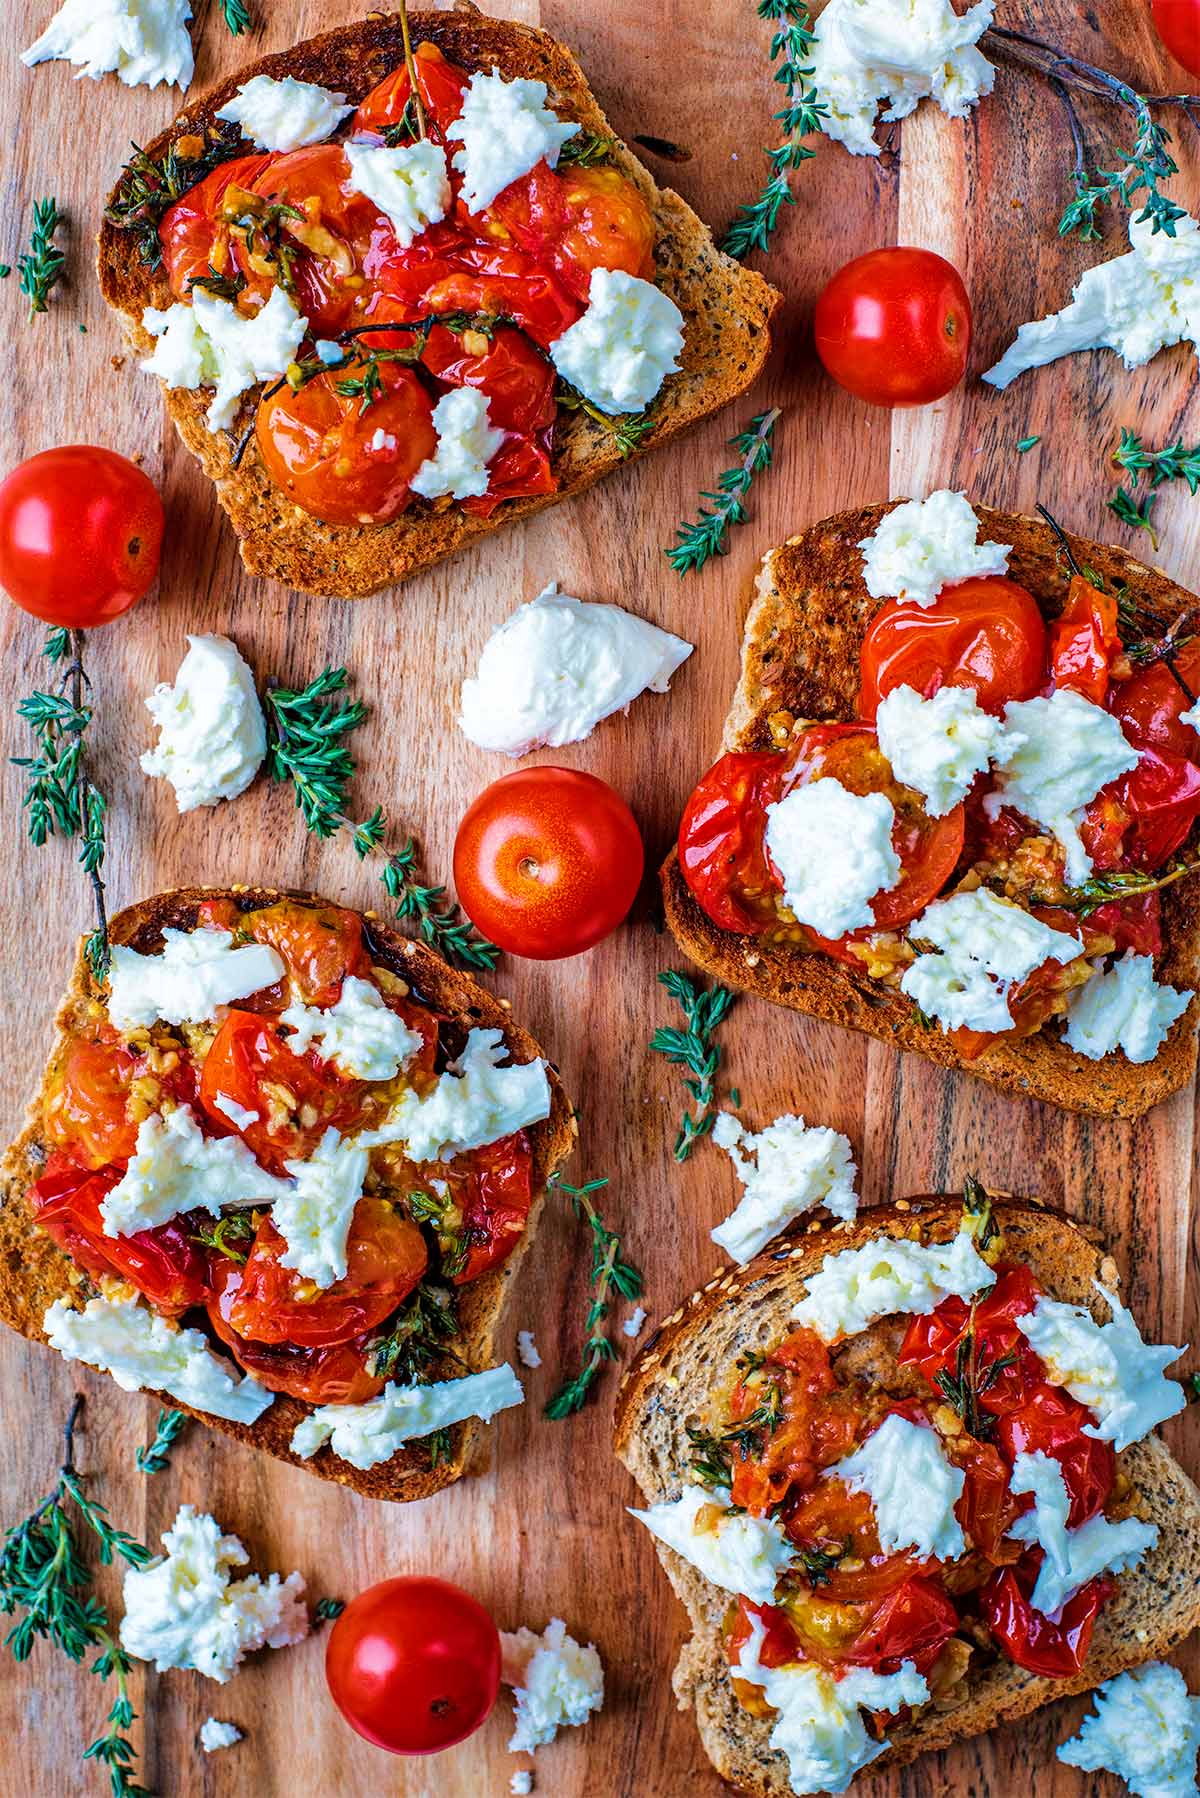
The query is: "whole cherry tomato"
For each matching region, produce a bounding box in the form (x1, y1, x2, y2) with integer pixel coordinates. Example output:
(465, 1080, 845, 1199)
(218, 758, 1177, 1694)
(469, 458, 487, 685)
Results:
(814, 248, 972, 408)
(859, 576, 1048, 720)
(1151, 0, 1200, 77)
(0, 447, 164, 627)
(31, 1155, 210, 1316)
(325, 1577, 501, 1754)
(453, 767, 644, 958)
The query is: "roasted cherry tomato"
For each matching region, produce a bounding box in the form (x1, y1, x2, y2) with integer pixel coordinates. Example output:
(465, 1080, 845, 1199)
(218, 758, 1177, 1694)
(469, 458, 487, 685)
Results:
(440, 1133, 534, 1284)
(859, 576, 1048, 720)
(158, 154, 273, 300)
(199, 1010, 370, 1175)
(1049, 574, 1122, 704)
(366, 227, 581, 349)
(235, 146, 388, 335)
(233, 900, 373, 1008)
(256, 362, 437, 527)
(1085, 748, 1200, 874)
(43, 1034, 142, 1169)
(841, 1575, 959, 1676)
(0, 447, 164, 628)
(224, 1199, 428, 1348)
(955, 1439, 1023, 1561)
(814, 247, 971, 408)
(900, 1264, 1041, 1421)
(207, 1261, 386, 1404)
(997, 1384, 1115, 1530)
(453, 767, 644, 959)
(459, 432, 556, 516)
(1108, 638, 1200, 757)
(419, 322, 556, 434)
(352, 42, 471, 140)
(325, 1576, 501, 1755)
(31, 1155, 210, 1315)
(980, 1556, 1116, 1678)
(677, 749, 791, 934)
(492, 162, 655, 300)
(1151, 0, 1200, 77)
(727, 1599, 802, 1674)
(730, 1330, 862, 1518)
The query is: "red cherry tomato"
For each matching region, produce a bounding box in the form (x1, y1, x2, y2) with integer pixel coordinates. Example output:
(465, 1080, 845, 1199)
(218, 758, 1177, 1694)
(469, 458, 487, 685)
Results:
(980, 1556, 1116, 1678)
(491, 162, 656, 302)
(997, 1385, 1116, 1530)
(325, 1577, 501, 1754)
(158, 154, 272, 300)
(198, 1010, 370, 1175)
(418, 323, 556, 435)
(859, 577, 1048, 720)
(31, 1155, 210, 1316)
(814, 247, 972, 408)
(1109, 638, 1200, 756)
(1151, 0, 1200, 77)
(352, 42, 471, 141)
(453, 767, 644, 959)
(841, 1575, 959, 1676)
(239, 146, 389, 337)
(220, 899, 373, 1008)
(1049, 575, 1122, 704)
(1084, 748, 1200, 874)
(365, 226, 581, 349)
(677, 749, 790, 934)
(42, 1029, 195, 1170)
(440, 1133, 535, 1284)
(205, 1261, 387, 1403)
(0, 447, 164, 627)
(727, 1599, 801, 1672)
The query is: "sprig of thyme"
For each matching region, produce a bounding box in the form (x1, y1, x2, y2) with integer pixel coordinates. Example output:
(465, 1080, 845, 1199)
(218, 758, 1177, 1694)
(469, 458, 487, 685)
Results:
(1107, 428, 1200, 548)
(666, 409, 780, 575)
(558, 132, 615, 168)
(1109, 483, 1159, 547)
(722, 0, 824, 259)
(105, 126, 245, 269)
(369, 1282, 462, 1386)
(1052, 857, 1200, 917)
(545, 1176, 643, 1419)
(18, 197, 66, 318)
(933, 1311, 1015, 1441)
(312, 1597, 346, 1627)
(556, 382, 655, 459)
(189, 1212, 257, 1263)
(219, 0, 250, 34)
(650, 972, 736, 1159)
(135, 1408, 187, 1476)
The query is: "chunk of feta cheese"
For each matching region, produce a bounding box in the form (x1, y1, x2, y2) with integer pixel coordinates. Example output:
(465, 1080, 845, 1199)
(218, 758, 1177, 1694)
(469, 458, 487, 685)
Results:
(215, 74, 352, 151)
(106, 926, 284, 1031)
(549, 269, 685, 415)
(290, 1364, 524, 1468)
(858, 491, 1009, 606)
(736, 1611, 928, 1794)
(810, 0, 995, 158)
(1007, 1450, 1157, 1615)
(199, 1719, 242, 1754)
(500, 1618, 604, 1754)
(447, 69, 579, 214)
(985, 210, 1200, 389)
(510, 1774, 533, 1797)
(833, 1414, 966, 1562)
(22, 0, 193, 91)
(1058, 1663, 1200, 1798)
(410, 387, 504, 501)
(101, 1104, 289, 1238)
(272, 1128, 368, 1289)
(44, 1294, 273, 1424)
(900, 887, 1081, 1035)
(140, 634, 266, 813)
(988, 689, 1138, 883)
(875, 684, 1005, 816)
(711, 1111, 858, 1265)
(790, 1228, 995, 1341)
(356, 1027, 551, 1162)
(280, 975, 422, 1081)
(140, 286, 307, 432)
(1065, 951, 1192, 1063)
(120, 1505, 307, 1682)
(629, 1483, 792, 1605)
(516, 1330, 542, 1369)
(458, 583, 693, 756)
(1016, 1283, 1185, 1451)
(344, 138, 450, 247)
(764, 778, 900, 939)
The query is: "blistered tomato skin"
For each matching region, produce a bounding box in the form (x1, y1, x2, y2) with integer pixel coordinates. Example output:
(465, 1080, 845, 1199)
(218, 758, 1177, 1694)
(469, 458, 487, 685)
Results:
(256, 363, 437, 527)
(980, 1558, 1116, 1679)
(31, 1156, 210, 1316)
(859, 576, 1048, 720)
(159, 154, 273, 299)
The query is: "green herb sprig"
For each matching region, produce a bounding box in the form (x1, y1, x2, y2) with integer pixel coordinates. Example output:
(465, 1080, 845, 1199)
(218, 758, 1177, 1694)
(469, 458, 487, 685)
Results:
(1051, 857, 1200, 917)
(558, 132, 615, 168)
(933, 1310, 1016, 1441)
(219, 0, 251, 34)
(666, 409, 780, 576)
(369, 1282, 462, 1386)
(18, 197, 66, 318)
(722, 0, 824, 259)
(545, 1176, 643, 1419)
(135, 1409, 187, 1476)
(961, 1174, 999, 1253)
(190, 1212, 257, 1263)
(1107, 427, 1200, 547)
(105, 127, 245, 269)
(650, 972, 736, 1159)
(1109, 483, 1159, 546)
(312, 1597, 346, 1627)
(556, 382, 655, 459)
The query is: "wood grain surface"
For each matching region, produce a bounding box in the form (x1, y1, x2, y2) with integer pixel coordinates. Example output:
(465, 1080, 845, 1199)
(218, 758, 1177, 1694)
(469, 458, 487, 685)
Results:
(1, 1, 1198, 1795)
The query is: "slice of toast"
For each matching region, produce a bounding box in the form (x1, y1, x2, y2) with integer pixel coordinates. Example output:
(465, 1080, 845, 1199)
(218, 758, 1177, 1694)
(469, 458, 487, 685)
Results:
(97, 7, 779, 599)
(0, 885, 576, 1503)
(661, 504, 1200, 1118)
(614, 1198, 1200, 1795)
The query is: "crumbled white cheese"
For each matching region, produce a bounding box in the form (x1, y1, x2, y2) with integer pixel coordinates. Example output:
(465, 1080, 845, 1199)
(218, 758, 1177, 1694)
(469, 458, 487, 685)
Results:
(140, 634, 266, 813)
(1065, 952, 1193, 1064)
(622, 1306, 647, 1338)
(447, 69, 579, 214)
(120, 1505, 306, 1682)
(215, 74, 352, 151)
(549, 269, 685, 415)
(510, 1776, 533, 1797)
(271, 1128, 368, 1290)
(858, 491, 1010, 607)
(140, 286, 307, 432)
(790, 1228, 995, 1342)
(44, 1294, 273, 1425)
(875, 684, 1005, 816)
(280, 975, 422, 1081)
(199, 1718, 242, 1753)
(629, 1483, 792, 1605)
(988, 689, 1138, 884)
(458, 583, 693, 756)
(501, 1618, 604, 1754)
(517, 1329, 542, 1369)
(22, 0, 193, 91)
(356, 1027, 551, 1163)
(100, 1103, 288, 1238)
(711, 1111, 858, 1265)
(985, 210, 1200, 389)
(834, 1414, 966, 1562)
(212, 1092, 259, 1131)
(810, 0, 995, 158)
(764, 778, 900, 938)
(1058, 1663, 1200, 1798)
(106, 926, 284, 1031)
(1007, 1450, 1157, 1615)
(1016, 1283, 1186, 1452)
(736, 1612, 928, 1795)
(1008, 1448, 1074, 1579)
(900, 887, 1082, 1035)
(344, 139, 450, 247)
(290, 1364, 524, 1469)
(410, 387, 504, 501)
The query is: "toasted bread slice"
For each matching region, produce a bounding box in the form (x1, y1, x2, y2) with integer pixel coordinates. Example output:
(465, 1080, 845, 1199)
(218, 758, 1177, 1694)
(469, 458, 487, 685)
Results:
(0, 886, 576, 1503)
(97, 8, 779, 599)
(614, 1198, 1200, 1795)
(662, 504, 1200, 1118)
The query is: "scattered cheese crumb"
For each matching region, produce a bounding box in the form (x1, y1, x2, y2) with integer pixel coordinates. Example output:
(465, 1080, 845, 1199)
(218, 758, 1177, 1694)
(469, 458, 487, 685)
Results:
(500, 1619, 604, 1754)
(510, 1774, 534, 1796)
(199, 1718, 242, 1753)
(622, 1307, 647, 1339)
(712, 1112, 858, 1265)
(517, 1330, 542, 1369)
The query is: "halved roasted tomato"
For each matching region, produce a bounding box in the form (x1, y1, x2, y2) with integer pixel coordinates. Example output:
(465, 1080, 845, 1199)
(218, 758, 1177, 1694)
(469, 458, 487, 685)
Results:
(352, 40, 471, 141)
(365, 228, 581, 348)
(239, 901, 374, 1007)
(207, 1260, 387, 1404)
(980, 1555, 1115, 1678)
(158, 153, 273, 301)
(42, 1029, 200, 1171)
(441, 1132, 534, 1284)
(419, 322, 556, 434)
(859, 576, 1048, 720)
(31, 1154, 210, 1315)
(198, 1010, 369, 1176)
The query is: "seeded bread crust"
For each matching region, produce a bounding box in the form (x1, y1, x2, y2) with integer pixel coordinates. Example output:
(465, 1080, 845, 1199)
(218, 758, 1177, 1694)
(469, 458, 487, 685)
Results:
(96, 6, 779, 599)
(0, 886, 576, 1503)
(661, 504, 1200, 1118)
(614, 1198, 1200, 1795)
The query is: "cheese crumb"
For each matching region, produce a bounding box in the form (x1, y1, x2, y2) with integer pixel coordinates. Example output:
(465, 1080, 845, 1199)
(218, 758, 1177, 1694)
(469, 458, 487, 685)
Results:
(988, 688, 1138, 884)
(410, 387, 504, 501)
(280, 975, 423, 1081)
(1016, 1282, 1185, 1451)
(810, 0, 995, 158)
(215, 74, 352, 150)
(549, 269, 684, 415)
(199, 1718, 242, 1753)
(622, 1306, 647, 1339)
(274, 1128, 369, 1290)
(834, 1413, 966, 1561)
(630, 1483, 792, 1604)
(712, 1112, 858, 1264)
(344, 139, 450, 247)
(290, 1365, 524, 1470)
(22, 0, 194, 91)
(900, 887, 1081, 1036)
(510, 1774, 533, 1796)
(500, 1619, 604, 1754)
(106, 926, 284, 1031)
(356, 1027, 551, 1163)
(100, 1103, 288, 1238)
(517, 1330, 542, 1369)
(875, 684, 1005, 816)
(1065, 952, 1192, 1064)
(858, 491, 1009, 606)
(141, 635, 266, 813)
(765, 778, 900, 938)
(790, 1228, 995, 1341)
(447, 69, 580, 214)
(1058, 1663, 1200, 1798)
(1007, 1450, 1157, 1615)
(140, 286, 307, 432)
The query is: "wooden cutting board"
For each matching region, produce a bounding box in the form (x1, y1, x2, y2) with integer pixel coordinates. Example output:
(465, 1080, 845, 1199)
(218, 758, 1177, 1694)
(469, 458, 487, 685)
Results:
(2, 1, 1198, 1794)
